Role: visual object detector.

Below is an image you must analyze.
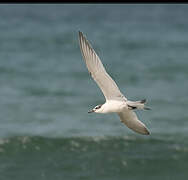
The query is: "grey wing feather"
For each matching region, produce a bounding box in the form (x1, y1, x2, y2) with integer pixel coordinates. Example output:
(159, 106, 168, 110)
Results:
(117, 110, 150, 135)
(79, 31, 126, 101)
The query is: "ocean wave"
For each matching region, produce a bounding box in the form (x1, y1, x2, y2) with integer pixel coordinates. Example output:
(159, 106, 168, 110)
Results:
(0, 135, 187, 154)
(0, 135, 187, 180)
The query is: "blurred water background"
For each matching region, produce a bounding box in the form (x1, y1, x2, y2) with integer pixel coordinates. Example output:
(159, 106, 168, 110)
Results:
(0, 4, 188, 180)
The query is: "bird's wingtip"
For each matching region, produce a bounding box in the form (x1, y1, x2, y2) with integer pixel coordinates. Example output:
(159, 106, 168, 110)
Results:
(78, 31, 83, 36)
(144, 128, 150, 135)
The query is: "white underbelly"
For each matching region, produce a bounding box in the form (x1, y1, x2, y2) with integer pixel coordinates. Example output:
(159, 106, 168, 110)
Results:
(103, 100, 128, 113)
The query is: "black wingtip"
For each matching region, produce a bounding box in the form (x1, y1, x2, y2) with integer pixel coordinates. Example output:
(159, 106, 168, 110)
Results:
(146, 130, 150, 135)
(144, 127, 150, 135)
(78, 31, 83, 43)
(78, 31, 83, 36)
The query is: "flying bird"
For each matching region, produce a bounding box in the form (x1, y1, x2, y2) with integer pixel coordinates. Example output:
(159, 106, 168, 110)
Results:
(78, 31, 151, 135)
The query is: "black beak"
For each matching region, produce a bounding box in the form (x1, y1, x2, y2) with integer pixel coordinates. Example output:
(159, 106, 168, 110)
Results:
(88, 109, 94, 113)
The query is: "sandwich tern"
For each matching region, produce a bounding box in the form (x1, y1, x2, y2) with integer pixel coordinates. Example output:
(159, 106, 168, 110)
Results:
(79, 31, 151, 135)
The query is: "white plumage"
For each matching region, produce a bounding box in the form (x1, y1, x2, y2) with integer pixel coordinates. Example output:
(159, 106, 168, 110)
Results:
(79, 31, 150, 135)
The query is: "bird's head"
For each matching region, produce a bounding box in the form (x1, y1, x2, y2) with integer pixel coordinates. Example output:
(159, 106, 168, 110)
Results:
(88, 104, 103, 113)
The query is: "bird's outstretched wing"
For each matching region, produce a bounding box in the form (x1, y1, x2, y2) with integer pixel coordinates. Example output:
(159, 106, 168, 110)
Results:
(117, 110, 150, 135)
(79, 31, 126, 101)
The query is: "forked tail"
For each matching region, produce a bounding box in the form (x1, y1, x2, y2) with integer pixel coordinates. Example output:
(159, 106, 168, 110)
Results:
(127, 99, 151, 110)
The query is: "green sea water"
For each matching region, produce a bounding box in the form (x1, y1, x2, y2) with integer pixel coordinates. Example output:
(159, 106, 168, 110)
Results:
(0, 4, 188, 180)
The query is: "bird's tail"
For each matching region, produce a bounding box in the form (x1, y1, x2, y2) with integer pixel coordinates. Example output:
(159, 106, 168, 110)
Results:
(137, 99, 151, 110)
(127, 99, 151, 110)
